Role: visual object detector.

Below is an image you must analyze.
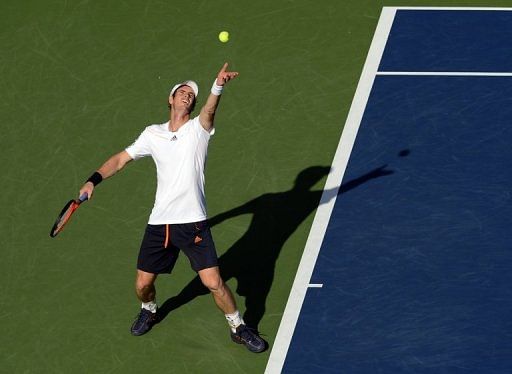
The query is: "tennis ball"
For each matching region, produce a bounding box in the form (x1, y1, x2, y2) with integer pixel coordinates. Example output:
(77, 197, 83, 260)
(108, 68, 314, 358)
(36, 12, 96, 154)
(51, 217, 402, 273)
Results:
(218, 31, 229, 43)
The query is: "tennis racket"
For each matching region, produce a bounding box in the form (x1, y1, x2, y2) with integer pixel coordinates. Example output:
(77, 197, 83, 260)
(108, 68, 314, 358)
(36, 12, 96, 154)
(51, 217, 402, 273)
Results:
(49, 193, 88, 237)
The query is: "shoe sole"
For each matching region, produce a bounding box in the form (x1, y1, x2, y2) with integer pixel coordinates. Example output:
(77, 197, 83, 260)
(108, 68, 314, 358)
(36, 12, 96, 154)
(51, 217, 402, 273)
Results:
(131, 327, 152, 336)
(231, 334, 265, 353)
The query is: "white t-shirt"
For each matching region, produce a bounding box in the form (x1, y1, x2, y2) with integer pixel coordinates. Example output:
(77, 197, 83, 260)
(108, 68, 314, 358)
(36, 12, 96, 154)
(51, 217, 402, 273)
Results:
(125, 116, 213, 224)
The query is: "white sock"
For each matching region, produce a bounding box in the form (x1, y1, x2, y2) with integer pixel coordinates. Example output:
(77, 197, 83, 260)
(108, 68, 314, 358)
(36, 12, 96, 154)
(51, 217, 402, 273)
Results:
(141, 300, 157, 313)
(225, 310, 244, 332)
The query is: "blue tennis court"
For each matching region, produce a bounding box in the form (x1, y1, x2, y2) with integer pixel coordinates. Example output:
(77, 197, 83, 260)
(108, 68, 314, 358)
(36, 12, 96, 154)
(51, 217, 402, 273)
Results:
(267, 7, 512, 373)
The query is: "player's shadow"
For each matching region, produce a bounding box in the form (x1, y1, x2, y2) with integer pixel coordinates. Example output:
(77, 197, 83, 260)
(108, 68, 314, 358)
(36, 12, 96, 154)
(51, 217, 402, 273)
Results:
(157, 163, 397, 330)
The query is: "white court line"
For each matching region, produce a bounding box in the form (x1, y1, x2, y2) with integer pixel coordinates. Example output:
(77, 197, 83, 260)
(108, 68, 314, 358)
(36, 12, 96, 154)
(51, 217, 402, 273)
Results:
(377, 71, 512, 76)
(391, 6, 512, 11)
(308, 284, 323, 288)
(264, 7, 397, 374)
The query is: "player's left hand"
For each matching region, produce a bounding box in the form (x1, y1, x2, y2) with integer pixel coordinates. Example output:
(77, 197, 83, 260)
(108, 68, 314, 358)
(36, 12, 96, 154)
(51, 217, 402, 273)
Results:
(216, 62, 239, 86)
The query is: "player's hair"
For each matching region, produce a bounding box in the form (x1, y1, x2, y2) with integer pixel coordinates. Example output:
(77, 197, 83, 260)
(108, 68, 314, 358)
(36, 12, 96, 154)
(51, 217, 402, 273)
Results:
(168, 85, 196, 113)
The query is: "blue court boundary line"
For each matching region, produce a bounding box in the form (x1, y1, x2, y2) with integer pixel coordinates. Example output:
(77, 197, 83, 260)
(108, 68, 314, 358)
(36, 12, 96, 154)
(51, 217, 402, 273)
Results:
(265, 6, 512, 374)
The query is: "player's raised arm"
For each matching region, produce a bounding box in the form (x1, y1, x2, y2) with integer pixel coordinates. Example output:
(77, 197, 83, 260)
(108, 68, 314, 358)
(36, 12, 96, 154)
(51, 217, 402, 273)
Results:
(199, 62, 239, 132)
(79, 150, 133, 199)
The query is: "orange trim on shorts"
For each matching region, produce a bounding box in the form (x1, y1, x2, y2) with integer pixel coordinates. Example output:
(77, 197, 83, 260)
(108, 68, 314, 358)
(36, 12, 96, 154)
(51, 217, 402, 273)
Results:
(164, 224, 170, 248)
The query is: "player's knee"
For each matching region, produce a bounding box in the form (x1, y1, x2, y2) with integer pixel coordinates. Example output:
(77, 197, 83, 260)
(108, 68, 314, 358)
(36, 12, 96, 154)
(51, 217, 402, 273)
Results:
(202, 277, 223, 293)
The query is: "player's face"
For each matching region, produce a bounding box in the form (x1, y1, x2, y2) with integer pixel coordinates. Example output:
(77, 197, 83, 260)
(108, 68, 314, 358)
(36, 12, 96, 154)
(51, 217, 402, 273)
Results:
(171, 86, 196, 111)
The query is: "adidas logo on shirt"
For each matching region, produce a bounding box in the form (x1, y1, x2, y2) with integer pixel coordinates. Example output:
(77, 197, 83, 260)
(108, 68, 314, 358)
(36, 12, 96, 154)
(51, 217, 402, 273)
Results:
(170, 135, 177, 141)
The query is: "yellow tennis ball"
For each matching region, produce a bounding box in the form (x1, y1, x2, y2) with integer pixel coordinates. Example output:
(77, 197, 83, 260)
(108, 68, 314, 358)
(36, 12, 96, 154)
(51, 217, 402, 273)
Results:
(218, 31, 229, 43)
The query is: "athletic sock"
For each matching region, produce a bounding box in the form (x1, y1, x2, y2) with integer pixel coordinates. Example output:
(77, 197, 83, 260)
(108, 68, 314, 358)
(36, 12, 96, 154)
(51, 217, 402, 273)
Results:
(141, 300, 157, 313)
(225, 310, 244, 333)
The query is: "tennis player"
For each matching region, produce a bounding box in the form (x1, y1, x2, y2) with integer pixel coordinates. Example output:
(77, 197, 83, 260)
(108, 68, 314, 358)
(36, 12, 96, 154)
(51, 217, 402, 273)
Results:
(78, 63, 265, 353)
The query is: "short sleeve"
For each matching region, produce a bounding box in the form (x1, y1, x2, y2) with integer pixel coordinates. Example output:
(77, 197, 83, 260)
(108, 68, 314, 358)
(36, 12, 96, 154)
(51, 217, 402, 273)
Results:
(125, 129, 151, 160)
(193, 116, 215, 136)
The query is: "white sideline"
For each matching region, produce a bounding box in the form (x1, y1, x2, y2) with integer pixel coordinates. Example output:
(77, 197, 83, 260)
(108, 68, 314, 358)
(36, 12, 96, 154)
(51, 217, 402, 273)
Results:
(377, 72, 512, 76)
(264, 6, 397, 374)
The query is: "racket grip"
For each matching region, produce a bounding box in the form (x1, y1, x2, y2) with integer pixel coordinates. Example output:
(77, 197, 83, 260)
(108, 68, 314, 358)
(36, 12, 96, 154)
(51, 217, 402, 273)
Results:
(79, 193, 89, 202)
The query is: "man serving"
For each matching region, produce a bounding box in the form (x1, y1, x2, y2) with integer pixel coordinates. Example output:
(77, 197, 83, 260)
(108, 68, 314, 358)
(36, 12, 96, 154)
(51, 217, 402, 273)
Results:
(79, 63, 265, 353)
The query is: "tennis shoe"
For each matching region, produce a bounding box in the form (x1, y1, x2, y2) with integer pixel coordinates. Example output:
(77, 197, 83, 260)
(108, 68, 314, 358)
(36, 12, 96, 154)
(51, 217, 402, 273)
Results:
(131, 308, 158, 336)
(230, 324, 266, 353)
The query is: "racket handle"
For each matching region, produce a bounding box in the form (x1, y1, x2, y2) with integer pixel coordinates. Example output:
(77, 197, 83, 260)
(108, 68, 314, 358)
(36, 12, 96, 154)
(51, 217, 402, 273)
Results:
(79, 193, 89, 202)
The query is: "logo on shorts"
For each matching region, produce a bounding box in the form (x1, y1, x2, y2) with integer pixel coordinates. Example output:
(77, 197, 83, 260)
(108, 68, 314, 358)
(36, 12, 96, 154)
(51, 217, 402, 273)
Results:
(194, 235, 202, 244)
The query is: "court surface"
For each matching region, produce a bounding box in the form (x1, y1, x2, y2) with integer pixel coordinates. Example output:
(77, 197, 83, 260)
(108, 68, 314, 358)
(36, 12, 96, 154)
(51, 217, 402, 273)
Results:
(1, 1, 379, 372)
(2, 3, 511, 373)
(268, 7, 512, 374)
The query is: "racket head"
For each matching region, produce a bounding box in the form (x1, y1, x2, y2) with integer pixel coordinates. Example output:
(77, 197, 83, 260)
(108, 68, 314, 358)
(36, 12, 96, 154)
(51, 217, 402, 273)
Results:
(49, 193, 88, 238)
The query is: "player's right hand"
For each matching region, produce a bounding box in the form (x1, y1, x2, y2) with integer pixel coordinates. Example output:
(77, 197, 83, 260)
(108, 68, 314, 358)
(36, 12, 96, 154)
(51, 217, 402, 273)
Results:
(216, 62, 239, 86)
(79, 182, 94, 200)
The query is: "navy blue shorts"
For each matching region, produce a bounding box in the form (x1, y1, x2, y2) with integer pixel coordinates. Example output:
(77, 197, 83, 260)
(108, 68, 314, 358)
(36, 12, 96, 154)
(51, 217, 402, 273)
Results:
(137, 220, 218, 274)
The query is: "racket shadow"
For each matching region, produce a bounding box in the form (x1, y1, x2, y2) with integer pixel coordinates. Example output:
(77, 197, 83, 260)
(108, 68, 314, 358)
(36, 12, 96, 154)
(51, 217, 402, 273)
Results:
(157, 163, 397, 331)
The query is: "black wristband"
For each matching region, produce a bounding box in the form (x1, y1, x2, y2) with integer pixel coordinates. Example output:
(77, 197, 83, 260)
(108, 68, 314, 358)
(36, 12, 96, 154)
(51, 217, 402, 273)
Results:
(86, 171, 103, 186)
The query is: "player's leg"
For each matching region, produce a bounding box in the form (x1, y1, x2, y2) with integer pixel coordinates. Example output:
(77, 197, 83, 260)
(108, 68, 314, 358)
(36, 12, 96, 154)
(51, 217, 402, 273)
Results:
(135, 269, 158, 303)
(198, 266, 236, 314)
(177, 221, 267, 352)
(131, 224, 180, 336)
(198, 266, 266, 353)
(131, 270, 159, 336)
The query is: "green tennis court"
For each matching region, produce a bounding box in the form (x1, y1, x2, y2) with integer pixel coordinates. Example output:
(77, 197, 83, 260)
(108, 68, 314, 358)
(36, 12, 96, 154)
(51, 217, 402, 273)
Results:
(1, 0, 508, 372)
